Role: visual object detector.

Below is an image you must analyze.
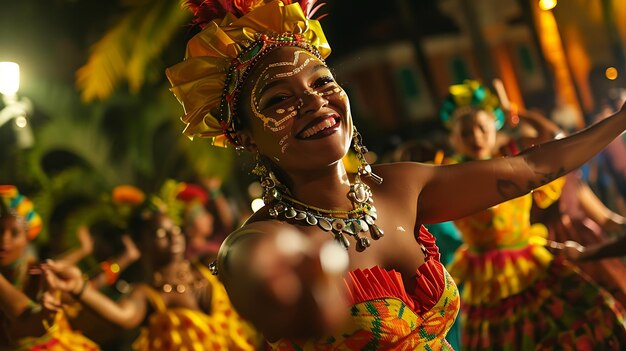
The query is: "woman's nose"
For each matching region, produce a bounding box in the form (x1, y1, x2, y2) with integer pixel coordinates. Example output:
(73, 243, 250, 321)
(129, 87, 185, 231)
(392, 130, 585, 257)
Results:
(298, 90, 328, 115)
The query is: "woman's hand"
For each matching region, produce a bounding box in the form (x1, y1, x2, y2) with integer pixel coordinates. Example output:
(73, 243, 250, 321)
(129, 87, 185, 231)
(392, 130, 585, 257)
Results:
(42, 260, 85, 296)
(560, 241, 586, 261)
(77, 226, 94, 255)
(121, 234, 141, 262)
(221, 226, 350, 340)
(602, 216, 626, 235)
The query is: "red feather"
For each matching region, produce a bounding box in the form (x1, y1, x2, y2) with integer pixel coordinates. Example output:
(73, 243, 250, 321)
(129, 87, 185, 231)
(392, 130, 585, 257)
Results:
(183, 0, 327, 29)
(298, 0, 326, 19)
(183, 0, 237, 28)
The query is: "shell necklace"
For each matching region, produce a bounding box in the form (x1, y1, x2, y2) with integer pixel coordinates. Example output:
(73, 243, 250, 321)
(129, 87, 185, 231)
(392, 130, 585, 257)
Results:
(262, 168, 384, 252)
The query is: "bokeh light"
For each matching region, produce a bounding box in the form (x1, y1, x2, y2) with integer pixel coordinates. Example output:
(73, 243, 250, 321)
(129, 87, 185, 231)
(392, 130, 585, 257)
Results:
(251, 198, 265, 212)
(538, 0, 557, 11)
(605, 67, 618, 80)
(15, 116, 27, 128)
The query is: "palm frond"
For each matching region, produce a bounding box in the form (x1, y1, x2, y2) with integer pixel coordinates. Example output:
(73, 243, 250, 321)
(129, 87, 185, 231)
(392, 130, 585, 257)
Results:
(76, 16, 135, 102)
(76, 0, 190, 102)
(127, 0, 191, 91)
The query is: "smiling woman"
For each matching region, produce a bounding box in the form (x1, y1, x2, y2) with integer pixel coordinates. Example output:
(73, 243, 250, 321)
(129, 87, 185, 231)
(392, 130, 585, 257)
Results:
(164, 0, 626, 349)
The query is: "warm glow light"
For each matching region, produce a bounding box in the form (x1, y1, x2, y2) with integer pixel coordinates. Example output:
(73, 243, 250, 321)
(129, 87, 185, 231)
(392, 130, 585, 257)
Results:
(251, 198, 265, 212)
(605, 67, 618, 80)
(539, 0, 557, 11)
(247, 182, 263, 198)
(15, 116, 27, 128)
(0, 62, 20, 95)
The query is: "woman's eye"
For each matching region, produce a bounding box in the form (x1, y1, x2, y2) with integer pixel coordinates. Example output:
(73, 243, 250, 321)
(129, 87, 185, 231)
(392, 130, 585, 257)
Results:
(312, 76, 334, 88)
(264, 95, 290, 108)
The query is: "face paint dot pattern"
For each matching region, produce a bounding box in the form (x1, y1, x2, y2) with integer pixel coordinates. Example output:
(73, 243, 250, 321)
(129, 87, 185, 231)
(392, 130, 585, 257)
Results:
(250, 51, 342, 133)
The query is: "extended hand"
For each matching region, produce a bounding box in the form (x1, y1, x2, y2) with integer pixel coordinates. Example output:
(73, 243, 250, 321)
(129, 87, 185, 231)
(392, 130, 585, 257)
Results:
(42, 260, 85, 295)
(77, 225, 94, 255)
(561, 241, 586, 261)
(121, 234, 141, 262)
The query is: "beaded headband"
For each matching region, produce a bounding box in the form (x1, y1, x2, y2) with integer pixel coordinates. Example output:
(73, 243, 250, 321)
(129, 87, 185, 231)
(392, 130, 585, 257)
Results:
(439, 80, 505, 131)
(0, 185, 42, 240)
(166, 0, 330, 147)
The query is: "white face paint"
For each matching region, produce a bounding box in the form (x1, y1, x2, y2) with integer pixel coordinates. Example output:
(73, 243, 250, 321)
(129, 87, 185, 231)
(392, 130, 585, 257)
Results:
(251, 50, 343, 133)
(279, 134, 290, 154)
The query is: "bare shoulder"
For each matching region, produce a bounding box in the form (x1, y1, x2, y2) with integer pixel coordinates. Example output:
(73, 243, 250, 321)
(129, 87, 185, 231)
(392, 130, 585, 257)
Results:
(371, 162, 433, 179)
(370, 162, 433, 193)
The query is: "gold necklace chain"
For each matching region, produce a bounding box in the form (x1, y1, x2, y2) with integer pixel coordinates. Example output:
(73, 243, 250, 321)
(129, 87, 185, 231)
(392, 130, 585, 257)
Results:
(279, 192, 367, 217)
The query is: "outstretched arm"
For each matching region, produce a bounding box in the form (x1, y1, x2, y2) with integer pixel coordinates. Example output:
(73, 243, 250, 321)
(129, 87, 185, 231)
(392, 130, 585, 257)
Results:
(0, 272, 57, 338)
(559, 234, 626, 261)
(577, 180, 626, 233)
(43, 260, 147, 330)
(415, 107, 626, 224)
(55, 226, 94, 266)
(90, 235, 141, 289)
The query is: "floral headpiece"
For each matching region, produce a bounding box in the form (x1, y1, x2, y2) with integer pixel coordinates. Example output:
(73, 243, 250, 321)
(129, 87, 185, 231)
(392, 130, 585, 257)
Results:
(439, 80, 505, 131)
(0, 185, 42, 240)
(176, 183, 209, 206)
(166, 0, 330, 147)
(113, 182, 184, 228)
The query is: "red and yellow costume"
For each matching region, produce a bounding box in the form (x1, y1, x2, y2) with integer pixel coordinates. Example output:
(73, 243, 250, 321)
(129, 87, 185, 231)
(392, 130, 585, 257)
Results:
(270, 227, 460, 350)
(448, 179, 626, 350)
(132, 264, 260, 351)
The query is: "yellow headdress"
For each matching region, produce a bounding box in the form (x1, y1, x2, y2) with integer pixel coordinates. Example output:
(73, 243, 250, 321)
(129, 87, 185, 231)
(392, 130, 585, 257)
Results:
(166, 0, 331, 147)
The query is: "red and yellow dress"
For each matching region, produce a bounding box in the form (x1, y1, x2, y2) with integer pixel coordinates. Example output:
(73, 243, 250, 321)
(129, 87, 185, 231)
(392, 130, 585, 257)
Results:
(270, 226, 460, 350)
(448, 181, 626, 350)
(132, 264, 261, 351)
(7, 311, 100, 351)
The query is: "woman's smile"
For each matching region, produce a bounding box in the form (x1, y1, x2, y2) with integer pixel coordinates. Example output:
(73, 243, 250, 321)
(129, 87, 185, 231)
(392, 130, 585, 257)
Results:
(296, 114, 340, 139)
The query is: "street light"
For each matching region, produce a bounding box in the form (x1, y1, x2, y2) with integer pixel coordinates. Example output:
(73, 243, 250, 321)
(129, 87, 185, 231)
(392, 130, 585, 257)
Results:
(0, 62, 20, 96)
(0, 62, 34, 148)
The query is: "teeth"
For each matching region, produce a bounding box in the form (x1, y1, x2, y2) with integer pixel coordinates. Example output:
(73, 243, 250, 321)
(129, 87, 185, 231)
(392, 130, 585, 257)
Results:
(301, 117, 336, 138)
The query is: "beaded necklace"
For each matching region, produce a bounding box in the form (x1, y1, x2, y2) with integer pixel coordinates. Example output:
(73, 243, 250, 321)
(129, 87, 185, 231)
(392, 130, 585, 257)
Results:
(152, 261, 207, 294)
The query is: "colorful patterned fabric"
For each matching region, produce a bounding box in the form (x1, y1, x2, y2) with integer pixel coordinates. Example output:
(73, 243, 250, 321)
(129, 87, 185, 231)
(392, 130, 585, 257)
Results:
(424, 222, 463, 351)
(269, 226, 460, 350)
(448, 181, 626, 350)
(133, 263, 260, 351)
(531, 172, 626, 307)
(11, 312, 100, 351)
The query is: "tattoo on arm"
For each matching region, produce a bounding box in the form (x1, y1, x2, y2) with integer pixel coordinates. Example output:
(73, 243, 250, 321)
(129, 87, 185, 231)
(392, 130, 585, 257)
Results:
(526, 167, 566, 193)
(496, 167, 566, 200)
(496, 179, 524, 199)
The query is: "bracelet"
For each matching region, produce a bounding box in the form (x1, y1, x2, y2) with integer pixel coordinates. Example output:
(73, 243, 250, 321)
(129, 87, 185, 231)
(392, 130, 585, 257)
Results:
(73, 276, 88, 299)
(100, 261, 121, 286)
